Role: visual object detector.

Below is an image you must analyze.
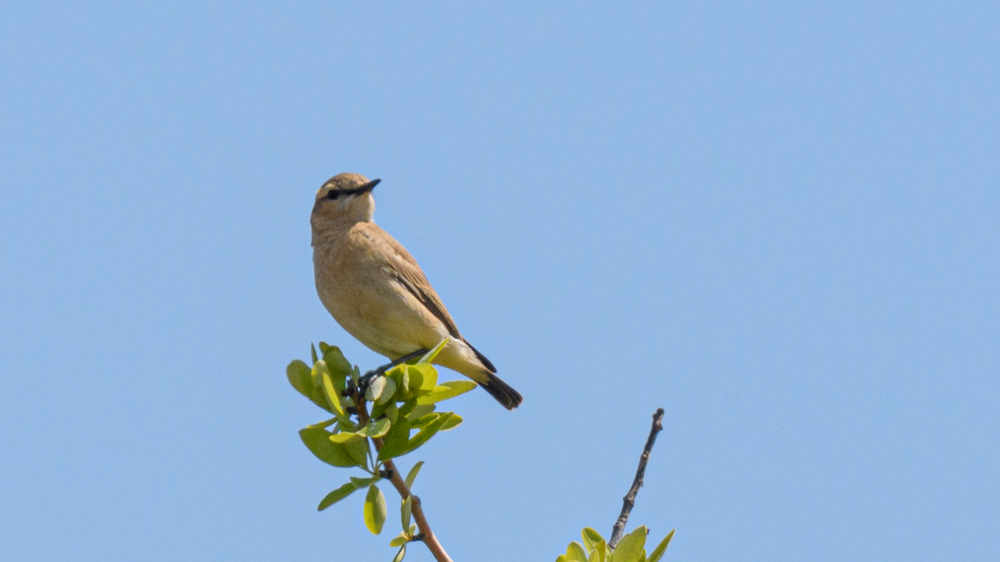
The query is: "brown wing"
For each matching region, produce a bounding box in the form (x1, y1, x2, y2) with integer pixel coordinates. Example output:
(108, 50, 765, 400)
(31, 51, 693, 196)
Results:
(373, 226, 463, 340)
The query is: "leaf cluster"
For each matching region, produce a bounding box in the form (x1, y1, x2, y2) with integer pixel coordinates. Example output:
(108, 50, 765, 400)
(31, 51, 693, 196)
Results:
(556, 527, 674, 562)
(287, 340, 473, 561)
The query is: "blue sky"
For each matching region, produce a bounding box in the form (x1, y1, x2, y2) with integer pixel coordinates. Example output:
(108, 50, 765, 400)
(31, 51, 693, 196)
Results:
(2, 2, 998, 561)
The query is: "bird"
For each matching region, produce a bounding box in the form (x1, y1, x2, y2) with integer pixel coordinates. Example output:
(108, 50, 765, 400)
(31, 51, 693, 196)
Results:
(310, 172, 523, 410)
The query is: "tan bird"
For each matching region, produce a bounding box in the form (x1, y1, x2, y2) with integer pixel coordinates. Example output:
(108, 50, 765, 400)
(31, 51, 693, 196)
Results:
(310, 172, 523, 410)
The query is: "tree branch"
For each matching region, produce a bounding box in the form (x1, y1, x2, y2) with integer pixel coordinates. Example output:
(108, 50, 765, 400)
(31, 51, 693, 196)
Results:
(608, 408, 665, 549)
(355, 392, 453, 562)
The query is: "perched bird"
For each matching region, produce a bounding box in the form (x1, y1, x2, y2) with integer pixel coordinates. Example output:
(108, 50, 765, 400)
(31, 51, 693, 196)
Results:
(311, 172, 523, 410)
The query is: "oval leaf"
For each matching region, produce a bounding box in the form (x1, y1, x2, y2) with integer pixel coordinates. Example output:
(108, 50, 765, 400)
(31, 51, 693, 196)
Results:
(329, 431, 364, 444)
(441, 413, 463, 431)
(410, 413, 439, 429)
(404, 364, 437, 396)
(376, 377, 398, 405)
(321, 371, 346, 419)
(358, 418, 392, 439)
(404, 404, 436, 422)
(582, 528, 604, 554)
(322, 346, 353, 379)
(377, 416, 411, 461)
(404, 461, 424, 489)
(350, 476, 379, 488)
(345, 437, 370, 470)
(392, 545, 406, 562)
(416, 381, 477, 405)
(614, 526, 647, 562)
(299, 427, 355, 467)
(567, 541, 588, 562)
(401, 496, 412, 530)
(403, 413, 453, 455)
(363, 484, 387, 535)
(366, 376, 387, 402)
(317, 481, 360, 511)
(286, 360, 313, 398)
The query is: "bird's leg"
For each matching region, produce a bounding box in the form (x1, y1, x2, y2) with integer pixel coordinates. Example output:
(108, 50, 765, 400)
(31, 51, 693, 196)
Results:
(358, 348, 430, 396)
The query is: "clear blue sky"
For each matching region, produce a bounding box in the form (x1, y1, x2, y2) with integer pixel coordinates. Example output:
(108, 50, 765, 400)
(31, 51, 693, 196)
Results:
(2, 2, 997, 561)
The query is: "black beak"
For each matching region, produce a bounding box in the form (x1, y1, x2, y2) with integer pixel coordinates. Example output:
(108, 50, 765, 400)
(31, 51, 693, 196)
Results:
(360, 178, 381, 193)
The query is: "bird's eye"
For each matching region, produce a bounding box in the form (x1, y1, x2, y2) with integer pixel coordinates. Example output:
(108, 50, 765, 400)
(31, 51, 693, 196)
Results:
(326, 190, 340, 200)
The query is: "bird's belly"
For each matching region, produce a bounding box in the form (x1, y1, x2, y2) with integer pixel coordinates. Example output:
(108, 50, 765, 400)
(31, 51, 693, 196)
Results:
(317, 272, 445, 358)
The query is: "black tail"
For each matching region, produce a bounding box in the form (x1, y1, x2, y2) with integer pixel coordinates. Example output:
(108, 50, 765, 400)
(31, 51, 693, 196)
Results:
(479, 371, 523, 410)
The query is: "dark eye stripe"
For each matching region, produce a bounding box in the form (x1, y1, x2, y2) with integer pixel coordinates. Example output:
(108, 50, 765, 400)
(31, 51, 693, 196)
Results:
(326, 186, 369, 200)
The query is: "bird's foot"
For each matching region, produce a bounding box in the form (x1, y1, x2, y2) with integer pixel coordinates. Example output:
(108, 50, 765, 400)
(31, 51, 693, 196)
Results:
(358, 349, 430, 397)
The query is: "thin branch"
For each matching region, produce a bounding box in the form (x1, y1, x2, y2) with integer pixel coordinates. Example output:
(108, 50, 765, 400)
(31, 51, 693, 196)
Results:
(608, 408, 665, 549)
(355, 392, 453, 562)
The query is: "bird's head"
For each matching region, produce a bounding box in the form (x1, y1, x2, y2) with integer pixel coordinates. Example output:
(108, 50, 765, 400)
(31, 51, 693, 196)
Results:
(311, 172, 379, 227)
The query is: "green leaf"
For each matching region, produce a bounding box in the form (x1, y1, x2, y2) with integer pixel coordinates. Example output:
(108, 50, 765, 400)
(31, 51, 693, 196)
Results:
(398, 398, 418, 418)
(419, 337, 451, 364)
(416, 381, 477, 405)
(288, 360, 333, 413)
(390, 533, 408, 547)
(363, 484, 387, 535)
(311, 360, 329, 395)
(320, 368, 346, 419)
(358, 418, 392, 439)
(403, 413, 452, 454)
(366, 376, 387, 402)
(404, 461, 424, 489)
(410, 413, 439, 428)
(593, 540, 608, 562)
(299, 427, 356, 467)
(345, 437, 370, 469)
(646, 530, 674, 562)
(376, 377, 397, 405)
(378, 416, 411, 461)
(557, 556, 570, 562)
(441, 413, 463, 431)
(311, 343, 318, 364)
(350, 476, 379, 488)
(566, 541, 588, 562)
(405, 403, 436, 422)
(396, 367, 411, 396)
(385, 403, 399, 424)
(392, 545, 406, 562)
(401, 495, 412, 530)
(307, 418, 337, 430)
(329, 431, 364, 444)
(582, 528, 604, 554)
(322, 346, 353, 379)
(286, 360, 313, 398)
(317, 481, 360, 511)
(403, 364, 438, 396)
(613, 526, 647, 562)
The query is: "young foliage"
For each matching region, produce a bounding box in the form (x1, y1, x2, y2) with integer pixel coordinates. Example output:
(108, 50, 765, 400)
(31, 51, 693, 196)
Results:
(288, 340, 472, 561)
(557, 526, 674, 562)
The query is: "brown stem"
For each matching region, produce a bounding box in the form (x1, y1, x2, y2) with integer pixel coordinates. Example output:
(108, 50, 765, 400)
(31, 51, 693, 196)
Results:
(608, 408, 665, 549)
(355, 392, 454, 562)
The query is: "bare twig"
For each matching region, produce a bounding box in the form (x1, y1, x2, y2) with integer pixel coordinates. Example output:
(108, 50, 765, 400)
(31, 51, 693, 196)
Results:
(355, 392, 453, 562)
(608, 408, 665, 549)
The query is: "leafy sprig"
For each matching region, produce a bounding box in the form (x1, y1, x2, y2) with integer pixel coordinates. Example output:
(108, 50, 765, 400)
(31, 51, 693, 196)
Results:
(287, 339, 468, 561)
